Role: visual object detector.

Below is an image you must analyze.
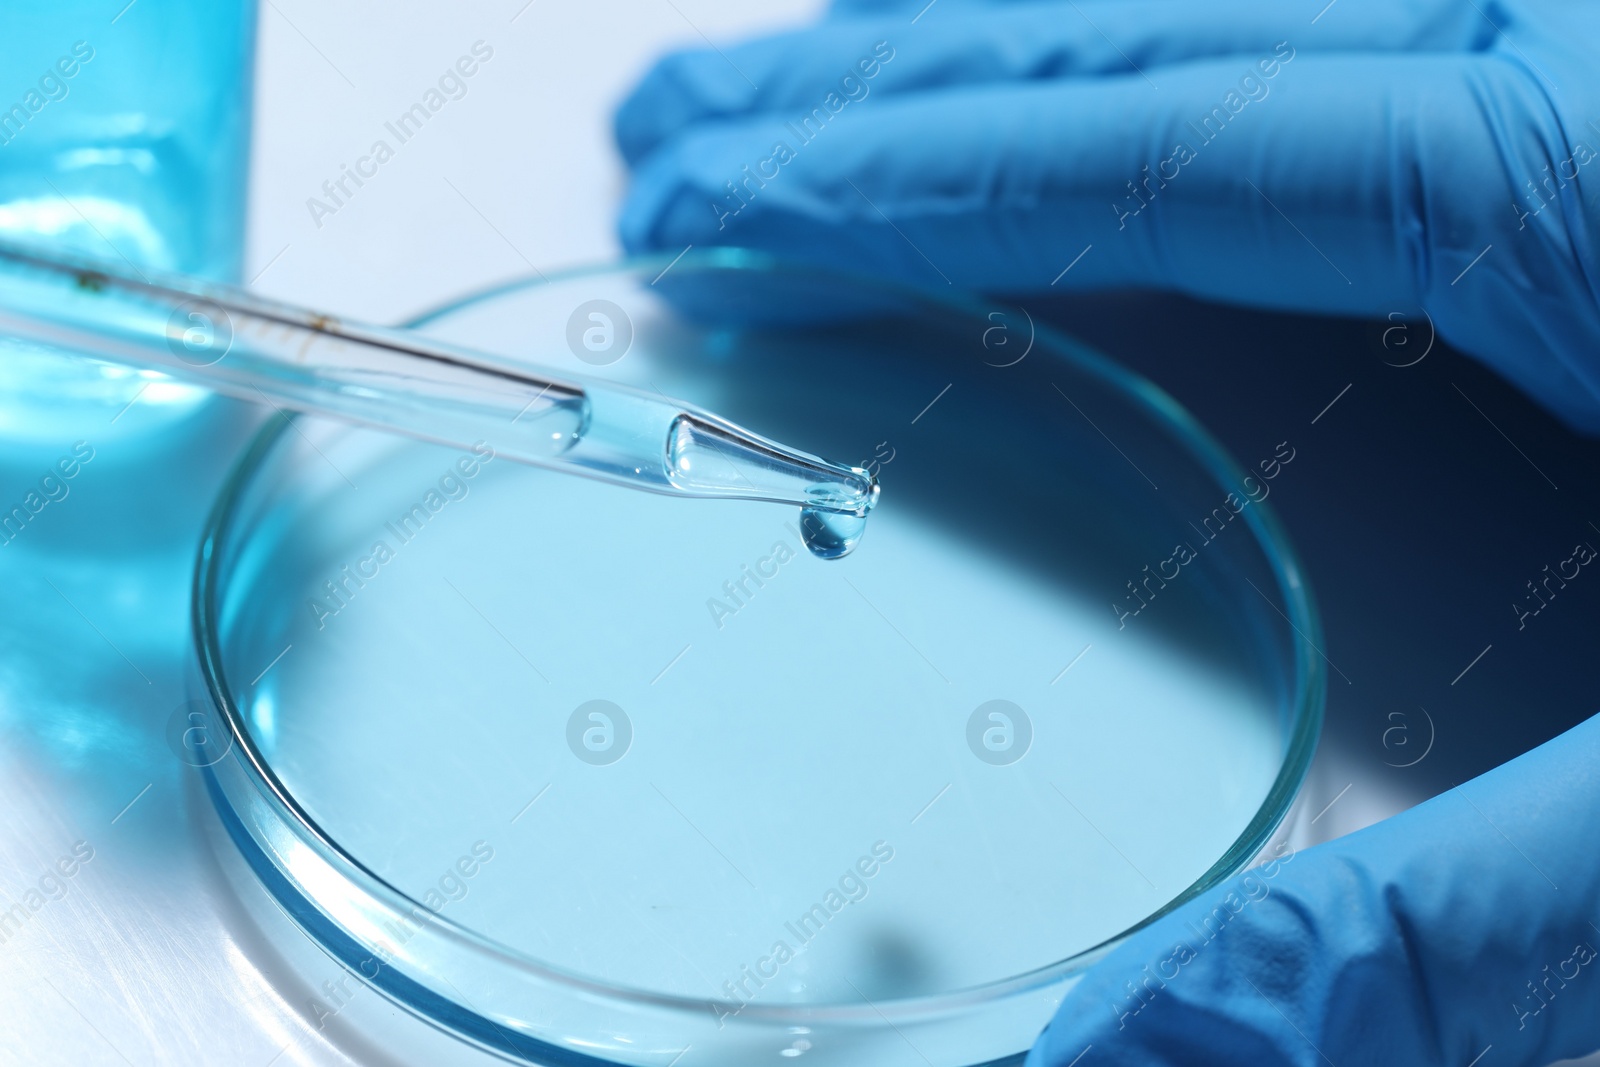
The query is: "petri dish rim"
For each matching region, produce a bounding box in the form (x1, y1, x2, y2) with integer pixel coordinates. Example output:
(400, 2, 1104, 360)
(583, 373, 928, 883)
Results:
(191, 249, 1325, 1040)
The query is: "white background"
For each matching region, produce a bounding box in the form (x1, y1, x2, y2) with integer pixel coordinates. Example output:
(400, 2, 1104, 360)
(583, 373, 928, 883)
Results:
(245, 0, 816, 322)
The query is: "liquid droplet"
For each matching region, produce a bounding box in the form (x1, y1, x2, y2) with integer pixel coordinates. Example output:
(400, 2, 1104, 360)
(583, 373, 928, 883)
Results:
(799, 507, 867, 559)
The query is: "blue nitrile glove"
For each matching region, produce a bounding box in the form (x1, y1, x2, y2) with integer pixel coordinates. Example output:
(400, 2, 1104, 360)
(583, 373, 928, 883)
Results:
(615, 0, 1600, 432)
(1025, 712, 1600, 1067)
(615, 4, 1600, 1063)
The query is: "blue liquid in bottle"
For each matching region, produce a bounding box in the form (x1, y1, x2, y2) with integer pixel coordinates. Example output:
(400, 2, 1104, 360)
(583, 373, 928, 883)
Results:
(0, 1, 257, 443)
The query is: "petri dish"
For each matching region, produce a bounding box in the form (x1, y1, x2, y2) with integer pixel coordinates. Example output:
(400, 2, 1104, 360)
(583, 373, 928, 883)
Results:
(191, 252, 1323, 1067)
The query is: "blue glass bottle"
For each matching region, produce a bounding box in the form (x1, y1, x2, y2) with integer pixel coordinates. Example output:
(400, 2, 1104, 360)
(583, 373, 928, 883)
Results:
(0, 1, 257, 442)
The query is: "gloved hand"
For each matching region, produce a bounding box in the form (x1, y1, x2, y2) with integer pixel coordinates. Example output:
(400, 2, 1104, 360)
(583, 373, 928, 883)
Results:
(615, 3, 1600, 1064)
(1026, 712, 1600, 1067)
(615, 0, 1600, 432)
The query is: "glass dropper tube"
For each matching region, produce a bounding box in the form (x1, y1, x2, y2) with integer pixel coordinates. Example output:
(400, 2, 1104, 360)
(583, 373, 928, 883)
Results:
(0, 239, 879, 557)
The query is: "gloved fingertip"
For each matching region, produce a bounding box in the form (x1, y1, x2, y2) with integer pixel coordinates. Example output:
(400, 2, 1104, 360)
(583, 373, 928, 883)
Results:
(615, 165, 668, 255)
(611, 99, 650, 170)
(617, 144, 714, 255)
(613, 64, 680, 169)
(614, 49, 767, 168)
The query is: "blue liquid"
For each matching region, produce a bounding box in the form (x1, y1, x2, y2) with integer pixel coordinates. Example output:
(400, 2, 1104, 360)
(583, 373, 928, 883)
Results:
(232, 424, 1284, 1015)
(664, 412, 877, 558)
(799, 505, 868, 559)
(0, 1, 256, 441)
(201, 261, 1312, 1067)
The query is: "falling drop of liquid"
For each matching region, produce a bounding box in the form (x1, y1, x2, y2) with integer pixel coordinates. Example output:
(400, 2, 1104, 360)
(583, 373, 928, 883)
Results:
(799, 506, 867, 559)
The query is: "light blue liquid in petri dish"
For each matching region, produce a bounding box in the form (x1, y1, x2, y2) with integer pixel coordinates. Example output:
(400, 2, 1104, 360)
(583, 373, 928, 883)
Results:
(0, 1, 255, 441)
(201, 261, 1319, 1066)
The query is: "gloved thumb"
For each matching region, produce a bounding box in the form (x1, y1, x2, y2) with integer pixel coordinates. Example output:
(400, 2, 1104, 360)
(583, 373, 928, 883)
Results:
(1029, 712, 1600, 1067)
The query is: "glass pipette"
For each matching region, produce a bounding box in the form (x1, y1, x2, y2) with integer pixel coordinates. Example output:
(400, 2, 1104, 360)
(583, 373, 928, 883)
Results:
(0, 239, 878, 558)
